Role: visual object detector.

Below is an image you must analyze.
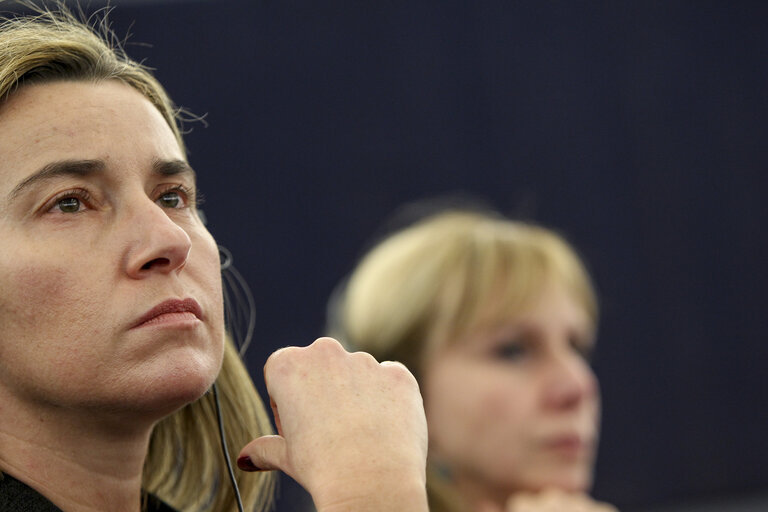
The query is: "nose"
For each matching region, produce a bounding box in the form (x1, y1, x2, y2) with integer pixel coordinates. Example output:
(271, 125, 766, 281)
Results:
(542, 349, 598, 411)
(123, 199, 192, 279)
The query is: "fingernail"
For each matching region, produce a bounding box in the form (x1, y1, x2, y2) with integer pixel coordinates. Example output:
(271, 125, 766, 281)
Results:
(237, 455, 260, 471)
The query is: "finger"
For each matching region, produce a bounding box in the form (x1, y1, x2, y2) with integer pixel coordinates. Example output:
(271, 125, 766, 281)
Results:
(476, 500, 504, 512)
(380, 360, 408, 370)
(262, 345, 297, 388)
(270, 396, 283, 436)
(237, 435, 287, 472)
(505, 493, 550, 512)
(380, 360, 420, 385)
(313, 336, 347, 349)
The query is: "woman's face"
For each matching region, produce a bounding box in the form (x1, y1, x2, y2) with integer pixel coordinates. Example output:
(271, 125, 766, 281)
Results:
(0, 81, 224, 418)
(422, 283, 599, 498)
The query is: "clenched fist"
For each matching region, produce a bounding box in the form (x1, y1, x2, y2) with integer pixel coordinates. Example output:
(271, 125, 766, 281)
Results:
(238, 338, 429, 512)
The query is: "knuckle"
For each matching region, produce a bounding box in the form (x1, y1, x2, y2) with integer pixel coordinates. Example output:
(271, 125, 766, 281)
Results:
(264, 346, 299, 373)
(381, 360, 418, 383)
(351, 349, 379, 366)
(310, 336, 346, 353)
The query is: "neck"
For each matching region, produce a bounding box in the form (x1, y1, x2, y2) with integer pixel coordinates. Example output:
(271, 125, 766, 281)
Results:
(0, 391, 156, 512)
(447, 468, 509, 512)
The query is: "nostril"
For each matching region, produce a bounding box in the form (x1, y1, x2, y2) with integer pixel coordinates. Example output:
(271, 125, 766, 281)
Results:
(141, 257, 171, 271)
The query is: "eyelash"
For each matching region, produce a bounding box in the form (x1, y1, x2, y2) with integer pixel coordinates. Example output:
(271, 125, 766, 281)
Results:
(155, 184, 197, 209)
(47, 188, 93, 214)
(492, 337, 594, 363)
(44, 184, 199, 214)
(493, 341, 529, 361)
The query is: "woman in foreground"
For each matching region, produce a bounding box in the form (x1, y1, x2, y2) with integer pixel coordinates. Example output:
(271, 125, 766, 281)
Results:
(0, 5, 427, 512)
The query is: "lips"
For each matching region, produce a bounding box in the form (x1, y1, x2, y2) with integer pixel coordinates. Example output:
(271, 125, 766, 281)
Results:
(543, 433, 594, 458)
(133, 298, 203, 328)
(546, 435, 587, 449)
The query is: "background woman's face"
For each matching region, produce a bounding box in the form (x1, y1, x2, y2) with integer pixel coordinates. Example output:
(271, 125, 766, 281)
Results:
(0, 81, 224, 418)
(422, 283, 599, 498)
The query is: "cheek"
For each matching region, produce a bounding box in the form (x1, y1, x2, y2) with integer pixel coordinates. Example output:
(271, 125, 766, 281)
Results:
(475, 380, 528, 426)
(189, 234, 226, 354)
(192, 235, 224, 318)
(0, 259, 110, 386)
(424, 360, 532, 459)
(1, 261, 104, 333)
(591, 379, 602, 429)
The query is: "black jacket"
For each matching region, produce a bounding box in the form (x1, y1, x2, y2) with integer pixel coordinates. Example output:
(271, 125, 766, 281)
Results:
(0, 473, 176, 512)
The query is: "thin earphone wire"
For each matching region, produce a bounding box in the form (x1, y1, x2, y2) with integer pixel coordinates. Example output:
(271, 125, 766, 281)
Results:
(215, 244, 255, 511)
(219, 245, 256, 357)
(212, 382, 245, 512)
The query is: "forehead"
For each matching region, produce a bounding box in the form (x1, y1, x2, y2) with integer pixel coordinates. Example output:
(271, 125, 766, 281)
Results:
(0, 80, 183, 190)
(462, 278, 593, 341)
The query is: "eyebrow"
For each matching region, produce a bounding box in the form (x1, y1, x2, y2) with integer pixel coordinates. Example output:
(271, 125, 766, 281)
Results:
(152, 159, 197, 181)
(8, 158, 197, 202)
(9, 159, 104, 201)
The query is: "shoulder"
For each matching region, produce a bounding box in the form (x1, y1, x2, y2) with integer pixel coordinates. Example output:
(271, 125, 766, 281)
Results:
(0, 474, 177, 512)
(0, 473, 62, 512)
(145, 493, 179, 512)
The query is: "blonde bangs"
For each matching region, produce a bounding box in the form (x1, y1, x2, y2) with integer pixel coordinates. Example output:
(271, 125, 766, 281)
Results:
(338, 210, 597, 372)
(342, 218, 455, 362)
(428, 216, 598, 346)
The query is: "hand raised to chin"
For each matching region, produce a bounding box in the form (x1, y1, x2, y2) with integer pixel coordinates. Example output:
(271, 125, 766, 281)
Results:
(504, 489, 618, 512)
(238, 337, 429, 512)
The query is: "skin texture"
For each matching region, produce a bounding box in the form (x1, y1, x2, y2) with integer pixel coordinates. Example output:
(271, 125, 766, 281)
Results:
(422, 284, 608, 511)
(239, 337, 429, 512)
(0, 80, 225, 511)
(0, 81, 429, 512)
(501, 489, 617, 512)
(0, 80, 225, 416)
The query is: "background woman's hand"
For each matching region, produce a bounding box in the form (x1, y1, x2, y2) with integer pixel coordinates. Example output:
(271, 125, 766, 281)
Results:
(495, 489, 617, 512)
(238, 337, 428, 512)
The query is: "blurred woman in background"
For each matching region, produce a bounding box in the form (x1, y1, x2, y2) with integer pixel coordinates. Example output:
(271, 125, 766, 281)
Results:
(328, 207, 616, 512)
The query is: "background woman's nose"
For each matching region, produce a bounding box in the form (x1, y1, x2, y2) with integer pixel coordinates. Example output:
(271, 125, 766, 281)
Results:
(124, 202, 192, 279)
(543, 350, 598, 411)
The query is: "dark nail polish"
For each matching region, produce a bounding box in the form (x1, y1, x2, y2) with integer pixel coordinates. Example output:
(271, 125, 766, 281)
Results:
(237, 455, 260, 471)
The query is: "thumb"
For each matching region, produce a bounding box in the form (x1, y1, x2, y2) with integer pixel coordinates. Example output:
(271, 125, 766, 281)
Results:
(237, 435, 287, 472)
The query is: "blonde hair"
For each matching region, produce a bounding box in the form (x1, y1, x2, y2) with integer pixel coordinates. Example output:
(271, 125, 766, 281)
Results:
(0, 3, 275, 511)
(146, 340, 275, 512)
(0, 1, 187, 155)
(330, 209, 597, 512)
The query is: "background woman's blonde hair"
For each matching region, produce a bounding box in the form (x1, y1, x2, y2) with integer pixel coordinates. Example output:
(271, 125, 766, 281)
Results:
(0, 3, 275, 511)
(328, 208, 597, 512)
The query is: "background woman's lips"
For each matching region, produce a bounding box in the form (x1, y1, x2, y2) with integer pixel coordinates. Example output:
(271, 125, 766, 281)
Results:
(133, 298, 203, 328)
(543, 434, 594, 459)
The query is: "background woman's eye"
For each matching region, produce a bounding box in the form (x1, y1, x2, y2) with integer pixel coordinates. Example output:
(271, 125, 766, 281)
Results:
(494, 343, 527, 361)
(57, 197, 81, 213)
(570, 338, 594, 361)
(158, 191, 182, 208)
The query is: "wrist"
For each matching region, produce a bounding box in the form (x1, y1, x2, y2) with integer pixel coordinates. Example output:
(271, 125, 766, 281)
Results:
(313, 469, 428, 512)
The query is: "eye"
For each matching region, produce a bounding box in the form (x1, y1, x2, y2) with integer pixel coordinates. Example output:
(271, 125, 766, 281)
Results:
(157, 191, 182, 208)
(155, 185, 194, 209)
(569, 336, 594, 361)
(58, 196, 82, 213)
(47, 189, 91, 214)
(493, 341, 529, 361)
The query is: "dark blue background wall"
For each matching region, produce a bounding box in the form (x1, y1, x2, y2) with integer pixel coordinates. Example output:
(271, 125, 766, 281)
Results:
(50, 1, 768, 510)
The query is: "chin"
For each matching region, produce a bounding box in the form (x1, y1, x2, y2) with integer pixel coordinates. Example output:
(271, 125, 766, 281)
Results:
(495, 463, 593, 495)
(130, 352, 222, 417)
(531, 469, 593, 493)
